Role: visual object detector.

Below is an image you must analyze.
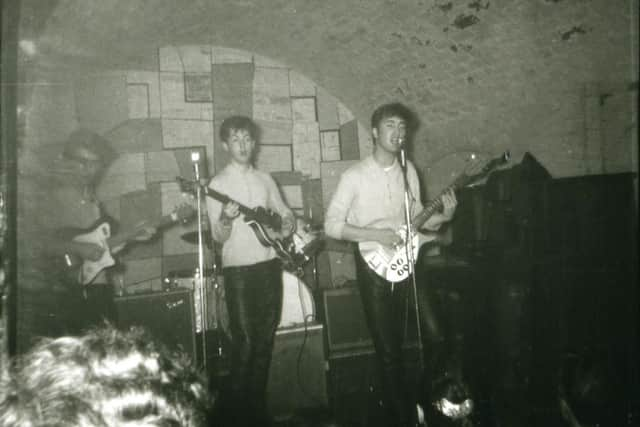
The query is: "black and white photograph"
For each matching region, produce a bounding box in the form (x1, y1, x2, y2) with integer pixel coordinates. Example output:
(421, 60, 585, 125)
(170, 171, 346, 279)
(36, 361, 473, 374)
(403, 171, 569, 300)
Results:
(1, 1, 638, 426)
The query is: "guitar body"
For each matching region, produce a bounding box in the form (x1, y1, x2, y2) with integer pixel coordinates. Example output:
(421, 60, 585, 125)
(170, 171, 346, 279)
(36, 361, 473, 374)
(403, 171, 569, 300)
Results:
(246, 219, 299, 272)
(357, 151, 510, 283)
(72, 222, 116, 285)
(178, 178, 321, 273)
(358, 232, 436, 283)
(63, 204, 195, 286)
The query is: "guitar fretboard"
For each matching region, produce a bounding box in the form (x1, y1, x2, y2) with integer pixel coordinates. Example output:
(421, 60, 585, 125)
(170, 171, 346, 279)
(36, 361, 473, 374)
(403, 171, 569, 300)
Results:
(412, 152, 509, 229)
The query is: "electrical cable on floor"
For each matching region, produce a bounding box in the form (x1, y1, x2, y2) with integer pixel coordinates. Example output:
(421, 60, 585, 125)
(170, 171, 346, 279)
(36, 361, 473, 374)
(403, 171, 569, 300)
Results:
(295, 312, 321, 405)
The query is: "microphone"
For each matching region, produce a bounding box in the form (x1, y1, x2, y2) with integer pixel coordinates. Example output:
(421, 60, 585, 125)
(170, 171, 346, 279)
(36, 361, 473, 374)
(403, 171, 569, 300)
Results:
(398, 138, 407, 169)
(191, 151, 201, 181)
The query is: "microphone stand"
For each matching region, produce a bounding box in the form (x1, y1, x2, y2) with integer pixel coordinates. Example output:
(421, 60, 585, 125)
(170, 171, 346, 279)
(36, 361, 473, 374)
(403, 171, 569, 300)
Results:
(191, 153, 208, 370)
(399, 147, 424, 375)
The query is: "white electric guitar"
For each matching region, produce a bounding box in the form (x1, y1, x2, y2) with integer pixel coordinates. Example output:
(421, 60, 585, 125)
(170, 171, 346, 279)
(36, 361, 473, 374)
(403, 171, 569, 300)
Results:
(358, 151, 510, 283)
(63, 204, 196, 285)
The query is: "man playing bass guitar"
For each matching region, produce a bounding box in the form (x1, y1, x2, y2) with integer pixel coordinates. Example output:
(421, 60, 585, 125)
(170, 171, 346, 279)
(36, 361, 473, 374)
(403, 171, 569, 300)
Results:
(205, 115, 295, 427)
(324, 103, 457, 427)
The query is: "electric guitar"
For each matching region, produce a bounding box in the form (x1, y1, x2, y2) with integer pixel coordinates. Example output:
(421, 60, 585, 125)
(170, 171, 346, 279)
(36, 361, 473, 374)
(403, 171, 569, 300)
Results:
(177, 177, 319, 274)
(358, 151, 510, 283)
(63, 204, 196, 285)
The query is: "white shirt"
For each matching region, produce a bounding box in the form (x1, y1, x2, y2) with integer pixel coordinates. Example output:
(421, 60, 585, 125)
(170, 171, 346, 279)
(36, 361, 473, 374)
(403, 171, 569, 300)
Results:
(324, 155, 423, 240)
(206, 163, 293, 268)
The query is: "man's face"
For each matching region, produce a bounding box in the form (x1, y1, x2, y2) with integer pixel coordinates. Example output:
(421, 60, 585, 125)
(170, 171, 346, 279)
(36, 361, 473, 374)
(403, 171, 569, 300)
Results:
(372, 115, 406, 154)
(223, 128, 255, 165)
(66, 147, 104, 184)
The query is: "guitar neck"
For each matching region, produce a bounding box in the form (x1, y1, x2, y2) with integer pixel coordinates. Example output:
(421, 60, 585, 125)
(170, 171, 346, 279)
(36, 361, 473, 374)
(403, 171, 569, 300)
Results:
(202, 186, 282, 230)
(106, 213, 175, 249)
(412, 184, 458, 229)
(412, 151, 510, 229)
(202, 187, 254, 218)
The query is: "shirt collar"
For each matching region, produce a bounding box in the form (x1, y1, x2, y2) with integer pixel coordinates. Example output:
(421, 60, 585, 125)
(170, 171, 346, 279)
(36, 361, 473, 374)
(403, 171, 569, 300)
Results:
(367, 154, 398, 173)
(228, 161, 254, 175)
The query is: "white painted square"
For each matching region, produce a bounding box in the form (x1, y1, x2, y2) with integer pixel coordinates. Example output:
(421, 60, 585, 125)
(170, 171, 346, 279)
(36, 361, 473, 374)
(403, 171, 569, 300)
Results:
(160, 72, 213, 120)
(281, 184, 304, 209)
(292, 122, 321, 178)
(320, 130, 341, 161)
(253, 67, 291, 122)
(127, 71, 161, 118)
(291, 97, 317, 122)
(145, 151, 180, 183)
(255, 145, 293, 173)
(161, 119, 214, 149)
(337, 103, 355, 125)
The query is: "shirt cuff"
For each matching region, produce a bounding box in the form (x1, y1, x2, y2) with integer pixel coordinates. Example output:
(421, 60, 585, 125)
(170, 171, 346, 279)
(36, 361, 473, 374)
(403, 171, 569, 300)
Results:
(324, 220, 345, 240)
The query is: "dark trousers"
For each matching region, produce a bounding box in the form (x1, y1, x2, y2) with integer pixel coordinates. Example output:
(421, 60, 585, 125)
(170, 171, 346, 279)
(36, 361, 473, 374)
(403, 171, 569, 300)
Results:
(355, 252, 415, 427)
(221, 258, 282, 426)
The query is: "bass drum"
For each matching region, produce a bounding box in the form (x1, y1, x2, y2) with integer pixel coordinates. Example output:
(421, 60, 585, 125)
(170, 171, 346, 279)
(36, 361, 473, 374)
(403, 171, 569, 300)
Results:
(216, 271, 315, 333)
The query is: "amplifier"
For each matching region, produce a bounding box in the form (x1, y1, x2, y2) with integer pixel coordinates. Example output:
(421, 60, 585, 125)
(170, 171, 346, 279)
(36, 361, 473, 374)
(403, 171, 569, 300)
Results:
(114, 289, 196, 360)
(267, 323, 328, 416)
(323, 286, 373, 357)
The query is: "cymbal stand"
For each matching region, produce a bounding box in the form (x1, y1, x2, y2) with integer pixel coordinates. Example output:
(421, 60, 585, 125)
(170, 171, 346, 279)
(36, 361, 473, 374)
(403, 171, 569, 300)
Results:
(191, 152, 207, 370)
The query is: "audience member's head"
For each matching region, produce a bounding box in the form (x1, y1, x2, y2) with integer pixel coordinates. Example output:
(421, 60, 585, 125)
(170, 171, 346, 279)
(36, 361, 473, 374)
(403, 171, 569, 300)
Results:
(426, 375, 474, 427)
(0, 324, 212, 426)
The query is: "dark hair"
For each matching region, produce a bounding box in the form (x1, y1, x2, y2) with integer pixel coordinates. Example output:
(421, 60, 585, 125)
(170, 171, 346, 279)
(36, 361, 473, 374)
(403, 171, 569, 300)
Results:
(370, 102, 416, 132)
(218, 115, 259, 142)
(62, 129, 116, 165)
(0, 324, 212, 427)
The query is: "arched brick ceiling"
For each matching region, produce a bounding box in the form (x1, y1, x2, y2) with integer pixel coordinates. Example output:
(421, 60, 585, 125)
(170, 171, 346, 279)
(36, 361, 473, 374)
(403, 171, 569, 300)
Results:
(18, 0, 636, 177)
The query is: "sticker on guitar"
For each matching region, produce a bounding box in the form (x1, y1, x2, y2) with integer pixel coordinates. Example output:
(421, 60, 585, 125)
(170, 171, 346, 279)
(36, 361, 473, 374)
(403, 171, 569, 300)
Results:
(358, 151, 510, 283)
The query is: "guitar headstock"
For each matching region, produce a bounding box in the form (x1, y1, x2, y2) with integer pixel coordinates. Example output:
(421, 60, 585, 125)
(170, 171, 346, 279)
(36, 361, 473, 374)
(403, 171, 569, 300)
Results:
(171, 203, 197, 224)
(457, 151, 510, 188)
(176, 176, 196, 194)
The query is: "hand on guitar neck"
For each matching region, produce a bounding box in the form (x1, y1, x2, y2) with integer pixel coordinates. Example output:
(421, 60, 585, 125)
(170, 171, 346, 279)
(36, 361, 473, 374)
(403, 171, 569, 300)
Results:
(63, 203, 196, 285)
(358, 151, 510, 283)
(220, 200, 295, 237)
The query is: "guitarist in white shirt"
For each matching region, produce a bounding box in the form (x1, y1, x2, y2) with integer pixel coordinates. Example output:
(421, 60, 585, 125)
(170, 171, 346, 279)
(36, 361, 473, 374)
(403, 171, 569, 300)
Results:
(205, 116, 295, 427)
(324, 103, 457, 427)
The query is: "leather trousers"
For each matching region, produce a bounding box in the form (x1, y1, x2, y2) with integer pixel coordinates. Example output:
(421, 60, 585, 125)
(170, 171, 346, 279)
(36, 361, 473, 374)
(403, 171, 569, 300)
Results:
(221, 258, 282, 425)
(355, 251, 414, 427)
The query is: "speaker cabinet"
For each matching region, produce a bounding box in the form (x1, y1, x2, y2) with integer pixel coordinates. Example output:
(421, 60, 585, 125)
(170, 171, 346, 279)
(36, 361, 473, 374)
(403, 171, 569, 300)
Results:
(323, 287, 373, 357)
(114, 289, 196, 360)
(267, 324, 328, 416)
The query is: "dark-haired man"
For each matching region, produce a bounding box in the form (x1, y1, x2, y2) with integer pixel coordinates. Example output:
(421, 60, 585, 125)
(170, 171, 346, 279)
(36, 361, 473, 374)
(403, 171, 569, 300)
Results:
(17, 129, 155, 352)
(325, 103, 457, 426)
(206, 115, 295, 427)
